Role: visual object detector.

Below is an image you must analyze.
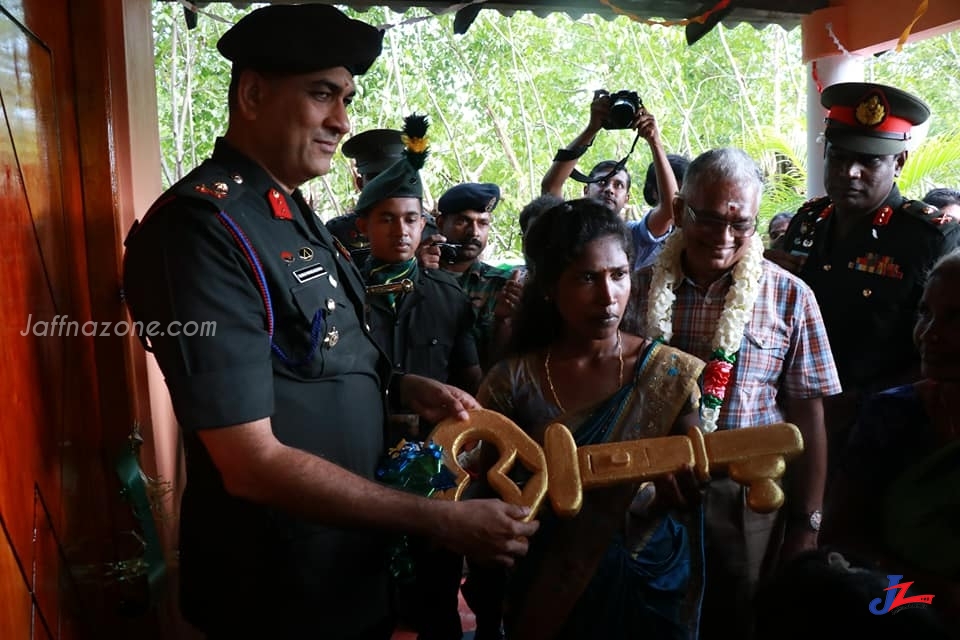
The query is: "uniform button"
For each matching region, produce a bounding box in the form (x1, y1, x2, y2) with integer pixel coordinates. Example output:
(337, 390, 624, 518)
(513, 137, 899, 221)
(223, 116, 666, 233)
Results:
(364, 323, 371, 331)
(823, 264, 831, 271)
(862, 289, 872, 297)
(430, 338, 439, 345)
(231, 173, 243, 184)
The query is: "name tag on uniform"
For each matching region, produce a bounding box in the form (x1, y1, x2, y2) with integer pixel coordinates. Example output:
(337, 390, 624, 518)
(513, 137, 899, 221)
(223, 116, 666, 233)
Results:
(293, 264, 328, 284)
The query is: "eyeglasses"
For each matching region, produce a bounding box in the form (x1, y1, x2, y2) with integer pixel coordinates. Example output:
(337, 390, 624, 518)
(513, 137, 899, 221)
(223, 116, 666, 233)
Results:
(768, 229, 786, 242)
(683, 204, 757, 238)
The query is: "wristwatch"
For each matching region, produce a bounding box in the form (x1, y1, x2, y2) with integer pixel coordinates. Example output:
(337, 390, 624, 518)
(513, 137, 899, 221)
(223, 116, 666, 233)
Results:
(793, 509, 822, 532)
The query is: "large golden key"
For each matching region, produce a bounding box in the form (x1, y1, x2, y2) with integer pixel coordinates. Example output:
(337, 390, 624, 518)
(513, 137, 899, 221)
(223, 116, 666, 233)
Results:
(429, 409, 804, 522)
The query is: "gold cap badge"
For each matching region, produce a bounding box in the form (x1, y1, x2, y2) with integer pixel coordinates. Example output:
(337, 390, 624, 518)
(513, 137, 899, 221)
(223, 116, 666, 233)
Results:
(855, 94, 886, 127)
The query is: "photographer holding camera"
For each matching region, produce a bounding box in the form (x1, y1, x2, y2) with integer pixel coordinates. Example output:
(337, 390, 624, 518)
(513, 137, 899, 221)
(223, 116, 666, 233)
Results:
(541, 90, 680, 270)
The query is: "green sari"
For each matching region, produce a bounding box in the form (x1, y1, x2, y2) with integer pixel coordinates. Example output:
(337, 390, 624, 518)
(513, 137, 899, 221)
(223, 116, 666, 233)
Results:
(478, 340, 706, 640)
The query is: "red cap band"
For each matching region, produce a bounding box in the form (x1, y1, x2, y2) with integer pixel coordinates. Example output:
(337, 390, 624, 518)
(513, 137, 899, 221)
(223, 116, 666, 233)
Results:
(826, 105, 913, 135)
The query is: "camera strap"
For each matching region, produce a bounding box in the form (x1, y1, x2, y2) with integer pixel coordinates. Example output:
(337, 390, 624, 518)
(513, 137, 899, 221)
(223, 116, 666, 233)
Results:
(569, 130, 642, 184)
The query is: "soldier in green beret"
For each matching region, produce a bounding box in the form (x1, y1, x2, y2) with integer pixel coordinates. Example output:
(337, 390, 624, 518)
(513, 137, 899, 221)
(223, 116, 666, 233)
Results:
(355, 114, 481, 640)
(767, 82, 960, 476)
(121, 5, 536, 638)
(326, 128, 404, 262)
(327, 127, 442, 266)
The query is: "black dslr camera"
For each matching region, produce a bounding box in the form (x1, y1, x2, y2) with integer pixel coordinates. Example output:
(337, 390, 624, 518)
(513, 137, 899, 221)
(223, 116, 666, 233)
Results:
(599, 90, 643, 130)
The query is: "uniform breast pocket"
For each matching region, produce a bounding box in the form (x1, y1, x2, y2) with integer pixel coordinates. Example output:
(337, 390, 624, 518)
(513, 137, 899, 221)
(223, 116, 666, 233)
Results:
(279, 279, 350, 373)
(407, 334, 454, 382)
(290, 278, 345, 324)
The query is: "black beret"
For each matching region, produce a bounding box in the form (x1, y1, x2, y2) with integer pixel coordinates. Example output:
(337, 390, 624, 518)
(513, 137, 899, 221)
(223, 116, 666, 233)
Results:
(217, 4, 383, 76)
(438, 183, 501, 216)
(342, 129, 404, 179)
(821, 82, 930, 156)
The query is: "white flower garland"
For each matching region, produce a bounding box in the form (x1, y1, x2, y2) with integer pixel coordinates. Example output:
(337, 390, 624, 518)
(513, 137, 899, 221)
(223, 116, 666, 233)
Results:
(646, 230, 765, 432)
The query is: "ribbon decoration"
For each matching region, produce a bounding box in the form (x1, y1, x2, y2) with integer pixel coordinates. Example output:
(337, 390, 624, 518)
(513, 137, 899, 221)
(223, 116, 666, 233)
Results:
(111, 425, 169, 608)
(896, 0, 929, 52)
(825, 22, 852, 56)
(376, 440, 456, 581)
(596, 0, 731, 28)
(811, 60, 823, 94)
(376, 439, 457, 496)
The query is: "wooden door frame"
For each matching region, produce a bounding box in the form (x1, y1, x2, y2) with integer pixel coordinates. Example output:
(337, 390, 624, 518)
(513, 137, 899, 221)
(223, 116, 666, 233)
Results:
(67, 0, 185, 633)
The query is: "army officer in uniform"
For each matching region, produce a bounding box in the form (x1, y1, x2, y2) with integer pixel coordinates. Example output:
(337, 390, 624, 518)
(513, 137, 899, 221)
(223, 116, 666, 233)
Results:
(767, 82, 960, 471)
(355, 117, 483, 424)
(327, 127, 404, 262)
(121, 5, 537, 639)
(354, 115, 481, 640)
(328, 127, 441, 265)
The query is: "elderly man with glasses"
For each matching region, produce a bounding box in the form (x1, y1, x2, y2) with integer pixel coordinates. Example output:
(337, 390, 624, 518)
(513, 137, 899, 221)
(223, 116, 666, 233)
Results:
(623, 147, 841, 640)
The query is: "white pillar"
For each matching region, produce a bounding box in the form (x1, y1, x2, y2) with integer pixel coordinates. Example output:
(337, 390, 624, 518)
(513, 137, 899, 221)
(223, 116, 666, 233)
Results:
(806, 54, 865, 198)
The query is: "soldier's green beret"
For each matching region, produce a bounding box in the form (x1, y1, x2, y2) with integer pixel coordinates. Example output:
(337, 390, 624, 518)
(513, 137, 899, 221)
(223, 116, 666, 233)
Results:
(354, 115, 429, 215)
(217, 5, 383, 76)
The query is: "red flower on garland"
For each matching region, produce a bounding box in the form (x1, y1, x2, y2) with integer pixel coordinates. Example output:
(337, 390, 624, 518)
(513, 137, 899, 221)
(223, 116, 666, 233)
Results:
(703, 359, 734, 400)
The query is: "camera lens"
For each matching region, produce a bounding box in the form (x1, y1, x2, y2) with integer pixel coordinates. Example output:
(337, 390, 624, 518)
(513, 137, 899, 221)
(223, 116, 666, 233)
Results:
(609, 98, 636, 129)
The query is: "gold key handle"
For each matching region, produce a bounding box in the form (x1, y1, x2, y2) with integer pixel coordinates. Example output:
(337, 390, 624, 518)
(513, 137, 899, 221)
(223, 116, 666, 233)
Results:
(430, 410, 549, 523)
(430, 409, 804, 520)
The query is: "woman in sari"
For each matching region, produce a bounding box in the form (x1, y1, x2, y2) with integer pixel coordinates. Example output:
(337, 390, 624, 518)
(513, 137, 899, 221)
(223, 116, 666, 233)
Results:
(823, 249, 960, 630)
(477, 199, 706, 640)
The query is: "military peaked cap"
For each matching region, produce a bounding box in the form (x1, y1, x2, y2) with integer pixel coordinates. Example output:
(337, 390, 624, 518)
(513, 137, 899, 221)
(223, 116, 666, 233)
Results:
(438, 183, 501, 216)
(342, 129, 405, 179)
(217, 4, 383, 75)
(822, 82, 930, 156)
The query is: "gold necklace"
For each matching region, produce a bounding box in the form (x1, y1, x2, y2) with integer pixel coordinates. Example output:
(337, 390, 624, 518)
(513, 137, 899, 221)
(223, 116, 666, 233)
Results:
(545, 330, 623, 412)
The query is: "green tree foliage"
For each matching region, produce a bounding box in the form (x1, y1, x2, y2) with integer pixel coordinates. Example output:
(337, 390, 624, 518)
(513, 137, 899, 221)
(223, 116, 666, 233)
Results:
(152, 4, 960, 260)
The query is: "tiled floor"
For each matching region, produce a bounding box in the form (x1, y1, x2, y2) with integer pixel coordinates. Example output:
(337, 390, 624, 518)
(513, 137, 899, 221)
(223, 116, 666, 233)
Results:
(390, 583, 477, 640)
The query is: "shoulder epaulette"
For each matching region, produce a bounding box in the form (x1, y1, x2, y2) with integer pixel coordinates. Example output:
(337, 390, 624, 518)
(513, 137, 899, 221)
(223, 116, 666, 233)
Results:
(128, 163, 246, 244)
(797, 195, 830, 216)
(171, 164, 245, 212)
(900, 199, 960, 233)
